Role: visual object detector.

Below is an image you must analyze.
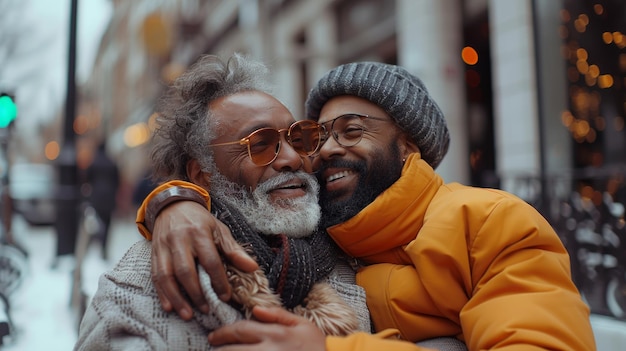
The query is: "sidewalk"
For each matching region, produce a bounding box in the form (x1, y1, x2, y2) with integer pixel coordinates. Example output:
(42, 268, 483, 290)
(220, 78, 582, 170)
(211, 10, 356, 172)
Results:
(2, 214, 141, 350)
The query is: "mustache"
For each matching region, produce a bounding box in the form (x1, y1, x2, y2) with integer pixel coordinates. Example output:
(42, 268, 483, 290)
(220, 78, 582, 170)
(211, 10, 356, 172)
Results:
(314, 159, 366, 182)
(257, 170, 319, 193)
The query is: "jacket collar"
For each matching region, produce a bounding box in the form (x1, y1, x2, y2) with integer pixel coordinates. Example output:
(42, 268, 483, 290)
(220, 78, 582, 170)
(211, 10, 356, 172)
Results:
(326, 153, 443, 264)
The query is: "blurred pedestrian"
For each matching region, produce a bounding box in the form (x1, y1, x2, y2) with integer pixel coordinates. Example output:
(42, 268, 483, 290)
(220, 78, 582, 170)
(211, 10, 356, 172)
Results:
(84, 142, 120, 259)
(131, 169, 156, 211)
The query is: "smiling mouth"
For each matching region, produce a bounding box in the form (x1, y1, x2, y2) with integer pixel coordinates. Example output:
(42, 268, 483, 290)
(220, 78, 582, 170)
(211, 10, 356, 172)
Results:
(273, 181, 306, 191)
(327, 170, 353, 183)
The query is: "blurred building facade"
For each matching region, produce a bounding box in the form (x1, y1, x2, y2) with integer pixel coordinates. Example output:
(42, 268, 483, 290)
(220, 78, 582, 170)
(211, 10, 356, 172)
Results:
(78, 0, 626, 320)
(79, 0, 574, 191)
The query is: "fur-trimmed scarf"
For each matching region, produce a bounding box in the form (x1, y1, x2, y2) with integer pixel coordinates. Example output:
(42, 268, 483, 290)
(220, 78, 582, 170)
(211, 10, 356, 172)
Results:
(210, 199, 338, 309)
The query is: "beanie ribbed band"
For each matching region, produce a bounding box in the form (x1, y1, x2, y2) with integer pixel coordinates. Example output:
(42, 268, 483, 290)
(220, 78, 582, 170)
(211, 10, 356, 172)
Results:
(305, 62, 450, 169)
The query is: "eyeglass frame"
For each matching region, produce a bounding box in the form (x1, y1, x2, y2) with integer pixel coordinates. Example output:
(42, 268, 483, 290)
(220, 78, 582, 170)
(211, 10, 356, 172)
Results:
(208, 119, 324, 166)
(319, 113, 390, 148)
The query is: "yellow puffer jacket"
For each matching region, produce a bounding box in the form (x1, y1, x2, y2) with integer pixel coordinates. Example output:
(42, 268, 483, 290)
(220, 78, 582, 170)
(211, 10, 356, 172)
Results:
(325, 154, 596, 350)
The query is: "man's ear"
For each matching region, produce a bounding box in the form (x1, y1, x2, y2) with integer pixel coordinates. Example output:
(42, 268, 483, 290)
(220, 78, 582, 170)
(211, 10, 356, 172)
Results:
(399, 133, 420, 160)
(186, 159, 211, 188)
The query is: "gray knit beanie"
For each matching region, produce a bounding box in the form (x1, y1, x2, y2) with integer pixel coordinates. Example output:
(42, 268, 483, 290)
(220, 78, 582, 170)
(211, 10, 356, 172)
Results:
(305, 62, 450, 169)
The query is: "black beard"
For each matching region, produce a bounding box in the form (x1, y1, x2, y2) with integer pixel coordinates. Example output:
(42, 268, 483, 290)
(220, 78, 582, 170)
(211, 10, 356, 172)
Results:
(318, 144, 403, 228)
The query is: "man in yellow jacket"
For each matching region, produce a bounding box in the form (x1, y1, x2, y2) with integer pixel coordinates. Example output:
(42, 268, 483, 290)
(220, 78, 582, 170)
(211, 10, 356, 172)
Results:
(138, 62, 597, 350)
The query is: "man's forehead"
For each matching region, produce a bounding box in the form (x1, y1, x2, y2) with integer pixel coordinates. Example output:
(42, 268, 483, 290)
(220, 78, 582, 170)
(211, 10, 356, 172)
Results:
(210, 91, 280, 111)
(318, 95, 391, 123)
(210, 91, 295, 135)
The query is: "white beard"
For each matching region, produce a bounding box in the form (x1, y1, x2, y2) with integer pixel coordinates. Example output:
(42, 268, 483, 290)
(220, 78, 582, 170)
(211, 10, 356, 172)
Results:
(210, 171, 321, 238)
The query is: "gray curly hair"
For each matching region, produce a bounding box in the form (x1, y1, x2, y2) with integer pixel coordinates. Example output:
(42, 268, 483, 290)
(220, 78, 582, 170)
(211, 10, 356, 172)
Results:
(150, 53, 272, 182)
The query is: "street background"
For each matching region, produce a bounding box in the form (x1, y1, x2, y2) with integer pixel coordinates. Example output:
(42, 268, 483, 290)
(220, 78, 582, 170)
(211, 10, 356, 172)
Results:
(2, 213, 139, 350)
(2, 0, 626, 350)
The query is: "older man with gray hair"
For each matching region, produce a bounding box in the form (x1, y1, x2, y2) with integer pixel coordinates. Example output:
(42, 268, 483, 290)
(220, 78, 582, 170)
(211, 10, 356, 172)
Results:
(74, 54, 371, 350)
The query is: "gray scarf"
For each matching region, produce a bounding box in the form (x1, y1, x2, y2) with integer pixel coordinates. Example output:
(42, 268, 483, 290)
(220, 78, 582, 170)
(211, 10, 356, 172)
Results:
(210, 199, 338, 309)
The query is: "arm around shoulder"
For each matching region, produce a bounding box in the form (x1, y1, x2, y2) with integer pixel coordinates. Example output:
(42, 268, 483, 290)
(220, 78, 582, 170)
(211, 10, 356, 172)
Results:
(136, 180, 209, 240)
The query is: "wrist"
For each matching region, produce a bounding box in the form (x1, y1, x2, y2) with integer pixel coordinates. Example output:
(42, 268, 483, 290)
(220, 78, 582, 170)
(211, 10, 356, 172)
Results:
(144, 186, 208, 234)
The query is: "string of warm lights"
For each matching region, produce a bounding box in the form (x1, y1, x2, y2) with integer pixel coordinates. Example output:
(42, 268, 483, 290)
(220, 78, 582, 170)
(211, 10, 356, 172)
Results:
(560, 2, 625, 148)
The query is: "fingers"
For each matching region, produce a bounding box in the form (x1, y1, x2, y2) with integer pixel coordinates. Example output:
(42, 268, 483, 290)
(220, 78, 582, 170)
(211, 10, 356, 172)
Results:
(193, 225, 232, 302)
(170, 240, 208, 313)
(208, 320, 269, 346)
(151, 202, 210, 318)
(213, 220, 258, 273)
(251, 306, 302, 326)
(208, 308, 326, 351)
(148, 199, 259, 319)
(151, 242, 195, 320)
(208, 307, 302, 345)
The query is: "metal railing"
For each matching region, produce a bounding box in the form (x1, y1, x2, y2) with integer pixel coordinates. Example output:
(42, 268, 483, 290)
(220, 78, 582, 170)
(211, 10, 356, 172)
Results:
(500, 168, 626, 321)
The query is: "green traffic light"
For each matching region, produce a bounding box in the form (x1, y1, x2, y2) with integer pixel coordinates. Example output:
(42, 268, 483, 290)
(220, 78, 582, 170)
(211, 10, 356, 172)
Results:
(0, 95, 17, 128)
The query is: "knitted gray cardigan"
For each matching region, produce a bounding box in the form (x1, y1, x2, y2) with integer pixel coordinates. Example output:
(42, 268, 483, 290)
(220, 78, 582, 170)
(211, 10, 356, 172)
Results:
(73, 240, 371, 351)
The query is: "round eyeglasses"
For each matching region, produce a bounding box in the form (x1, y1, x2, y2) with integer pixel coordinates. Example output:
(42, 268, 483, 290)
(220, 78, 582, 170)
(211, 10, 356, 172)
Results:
(209, 120, 324, 166)
(320, 113, 389, 147)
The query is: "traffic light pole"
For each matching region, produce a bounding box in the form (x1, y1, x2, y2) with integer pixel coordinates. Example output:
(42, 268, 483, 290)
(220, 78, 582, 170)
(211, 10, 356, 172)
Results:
(0, 129, 13, 244)
(54, 0, 80, 258)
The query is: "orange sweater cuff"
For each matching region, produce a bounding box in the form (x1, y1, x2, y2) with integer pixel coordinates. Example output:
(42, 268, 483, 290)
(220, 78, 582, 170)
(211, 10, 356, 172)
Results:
(135, 180, 209, 240)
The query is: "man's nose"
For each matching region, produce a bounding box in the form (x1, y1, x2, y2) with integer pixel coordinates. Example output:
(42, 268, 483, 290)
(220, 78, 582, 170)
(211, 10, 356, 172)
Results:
(318, 132, 346, 157)
(311, 133, 346, 170)
(271, 138, 305, 171)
